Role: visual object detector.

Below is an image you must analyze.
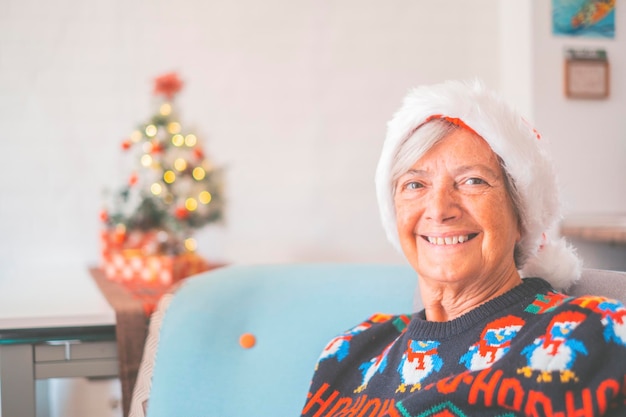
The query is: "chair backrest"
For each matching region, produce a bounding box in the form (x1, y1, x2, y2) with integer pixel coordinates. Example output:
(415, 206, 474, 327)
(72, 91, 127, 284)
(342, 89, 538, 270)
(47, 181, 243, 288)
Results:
(567, 268, 626, 302)
(141, 264, 418, 417)
(135, 264, 626, 417)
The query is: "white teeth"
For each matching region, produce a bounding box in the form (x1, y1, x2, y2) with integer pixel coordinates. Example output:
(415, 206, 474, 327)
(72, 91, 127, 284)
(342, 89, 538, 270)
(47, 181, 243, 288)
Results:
(427, 235, 470, 245)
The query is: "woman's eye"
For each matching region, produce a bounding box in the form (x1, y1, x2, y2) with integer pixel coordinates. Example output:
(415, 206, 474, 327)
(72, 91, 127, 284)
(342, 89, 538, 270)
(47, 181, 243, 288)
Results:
(465, 178, 486, 185)
(405, 181, 423, 190)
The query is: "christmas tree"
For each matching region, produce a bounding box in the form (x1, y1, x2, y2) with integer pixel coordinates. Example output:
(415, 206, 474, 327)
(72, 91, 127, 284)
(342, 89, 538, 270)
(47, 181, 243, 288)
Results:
(101, 73, 224, 255)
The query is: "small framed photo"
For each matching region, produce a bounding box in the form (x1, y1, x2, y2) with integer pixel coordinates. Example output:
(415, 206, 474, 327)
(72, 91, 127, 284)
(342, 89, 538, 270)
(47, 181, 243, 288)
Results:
(564, 49, 609, 99)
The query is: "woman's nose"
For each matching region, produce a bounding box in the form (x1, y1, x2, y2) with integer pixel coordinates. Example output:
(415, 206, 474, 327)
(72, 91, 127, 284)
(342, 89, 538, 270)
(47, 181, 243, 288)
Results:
(424, 184, 460, 223)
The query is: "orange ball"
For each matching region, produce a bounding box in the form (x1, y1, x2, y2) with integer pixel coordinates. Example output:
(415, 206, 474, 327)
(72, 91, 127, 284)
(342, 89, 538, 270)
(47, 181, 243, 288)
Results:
(239, 333, 256, 349)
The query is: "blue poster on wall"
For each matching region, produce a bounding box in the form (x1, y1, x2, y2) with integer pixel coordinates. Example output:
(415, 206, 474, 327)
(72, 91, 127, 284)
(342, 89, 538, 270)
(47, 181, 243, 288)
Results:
(552, 0, 616, 38)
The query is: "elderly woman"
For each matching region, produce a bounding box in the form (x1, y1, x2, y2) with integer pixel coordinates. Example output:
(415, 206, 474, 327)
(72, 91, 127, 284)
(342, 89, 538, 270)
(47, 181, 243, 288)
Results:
(300, 81, 626, 416)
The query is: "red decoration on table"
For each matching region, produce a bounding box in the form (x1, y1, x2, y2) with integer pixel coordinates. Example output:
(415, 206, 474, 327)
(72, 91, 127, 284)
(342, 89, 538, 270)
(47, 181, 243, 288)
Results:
(101, 230, 209, 280)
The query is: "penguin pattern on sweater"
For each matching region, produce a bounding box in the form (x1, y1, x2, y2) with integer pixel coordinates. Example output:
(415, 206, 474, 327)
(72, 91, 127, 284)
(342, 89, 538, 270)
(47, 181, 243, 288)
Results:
(300, 278, 626, 417)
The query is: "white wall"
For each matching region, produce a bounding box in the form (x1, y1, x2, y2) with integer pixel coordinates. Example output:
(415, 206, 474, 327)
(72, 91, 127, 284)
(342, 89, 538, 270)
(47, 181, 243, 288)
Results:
(532, 2, 626, 270)
(499, 1, 533, 119)
(0, 0, 502, 270)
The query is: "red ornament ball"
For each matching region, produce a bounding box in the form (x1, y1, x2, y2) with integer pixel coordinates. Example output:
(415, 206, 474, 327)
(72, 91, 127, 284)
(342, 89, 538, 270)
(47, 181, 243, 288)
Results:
(193, 148, 204, 159)
(150, 141, 164, 154)
(175, 206, 189, 219)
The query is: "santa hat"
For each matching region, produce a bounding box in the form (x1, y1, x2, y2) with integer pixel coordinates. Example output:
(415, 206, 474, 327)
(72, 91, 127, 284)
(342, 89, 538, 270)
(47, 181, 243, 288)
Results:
(375, 80, 582, 290)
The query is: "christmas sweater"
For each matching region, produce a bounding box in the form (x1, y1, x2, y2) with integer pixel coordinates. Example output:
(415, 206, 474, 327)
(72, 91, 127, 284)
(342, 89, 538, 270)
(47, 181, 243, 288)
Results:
(300, 278, 626, 417)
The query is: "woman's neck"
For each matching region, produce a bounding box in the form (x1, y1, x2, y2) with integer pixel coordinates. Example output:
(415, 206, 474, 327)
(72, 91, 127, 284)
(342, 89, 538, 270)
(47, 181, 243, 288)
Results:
(419, 267, 522, 322)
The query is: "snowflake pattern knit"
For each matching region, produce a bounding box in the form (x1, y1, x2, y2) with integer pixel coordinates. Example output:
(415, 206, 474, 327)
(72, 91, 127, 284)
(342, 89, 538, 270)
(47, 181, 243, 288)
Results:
(300, 278, 626, 417)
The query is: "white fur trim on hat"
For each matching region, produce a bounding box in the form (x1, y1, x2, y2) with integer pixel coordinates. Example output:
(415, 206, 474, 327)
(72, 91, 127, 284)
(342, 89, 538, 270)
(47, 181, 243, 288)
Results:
(376, 80, 582, 290)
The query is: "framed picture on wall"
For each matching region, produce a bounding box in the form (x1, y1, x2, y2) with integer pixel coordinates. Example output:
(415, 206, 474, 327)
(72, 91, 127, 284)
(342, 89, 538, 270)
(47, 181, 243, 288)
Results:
(552, 0, 616, 39)
(564, 49, 609, 99)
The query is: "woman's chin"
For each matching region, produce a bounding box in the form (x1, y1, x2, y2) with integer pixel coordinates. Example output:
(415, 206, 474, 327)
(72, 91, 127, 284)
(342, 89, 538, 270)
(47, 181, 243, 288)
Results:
(416, 264, 476, 285)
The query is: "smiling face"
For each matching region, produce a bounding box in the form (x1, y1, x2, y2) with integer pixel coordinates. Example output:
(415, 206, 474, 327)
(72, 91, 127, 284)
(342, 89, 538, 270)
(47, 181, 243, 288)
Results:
(393, 127, 521, 288)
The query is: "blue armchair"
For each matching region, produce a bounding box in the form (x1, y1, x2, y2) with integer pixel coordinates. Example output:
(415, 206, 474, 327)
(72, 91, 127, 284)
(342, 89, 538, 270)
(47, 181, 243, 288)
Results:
(129, 264, 626, 417)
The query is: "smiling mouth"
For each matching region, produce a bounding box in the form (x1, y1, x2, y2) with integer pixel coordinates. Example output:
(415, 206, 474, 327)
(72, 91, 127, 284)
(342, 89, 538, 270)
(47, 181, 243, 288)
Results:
(423, 233, 478, 246)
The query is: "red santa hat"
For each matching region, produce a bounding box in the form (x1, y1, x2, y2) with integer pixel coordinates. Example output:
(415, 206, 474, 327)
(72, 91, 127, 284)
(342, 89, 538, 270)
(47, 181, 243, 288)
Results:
(375, 80, 582, 290)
